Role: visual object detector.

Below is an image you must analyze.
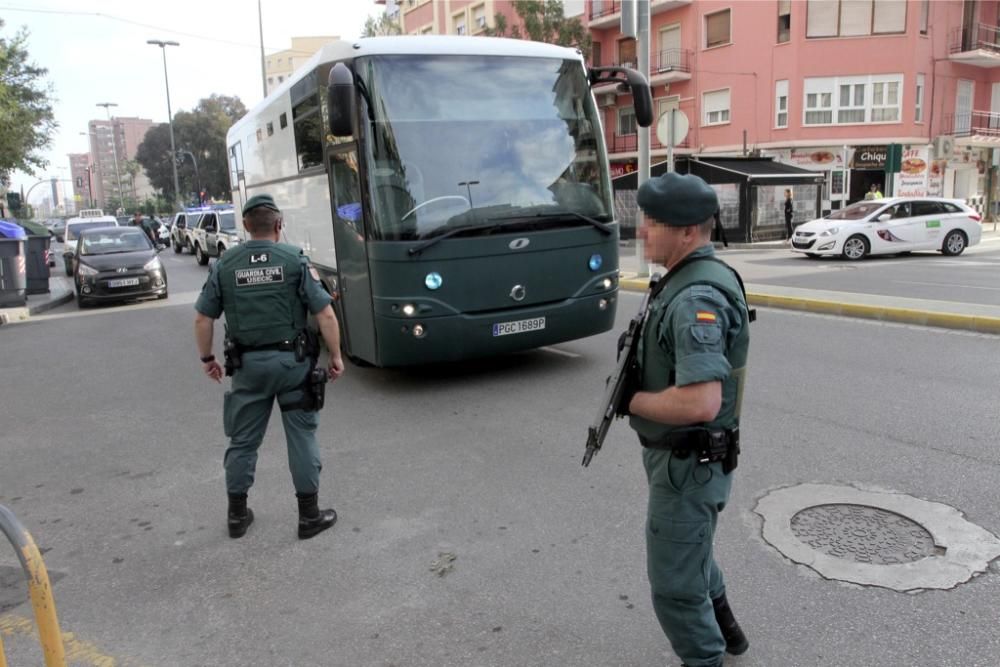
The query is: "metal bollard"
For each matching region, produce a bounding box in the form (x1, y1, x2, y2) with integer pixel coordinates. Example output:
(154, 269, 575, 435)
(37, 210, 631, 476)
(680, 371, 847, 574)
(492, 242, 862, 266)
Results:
(0, 504, 65, 666)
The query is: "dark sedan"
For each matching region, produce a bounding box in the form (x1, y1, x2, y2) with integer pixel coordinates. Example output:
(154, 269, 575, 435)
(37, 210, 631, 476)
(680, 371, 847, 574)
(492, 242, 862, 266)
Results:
(74, 226, 168, 307)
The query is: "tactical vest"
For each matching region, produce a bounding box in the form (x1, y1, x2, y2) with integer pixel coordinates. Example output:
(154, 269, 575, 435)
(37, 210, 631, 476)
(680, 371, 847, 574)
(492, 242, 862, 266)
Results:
(630, 256, 751, 441)
(218, 242, 307, 347)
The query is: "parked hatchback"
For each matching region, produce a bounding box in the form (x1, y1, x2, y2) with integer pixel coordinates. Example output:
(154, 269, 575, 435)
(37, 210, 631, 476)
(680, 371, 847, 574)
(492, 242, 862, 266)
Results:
(791, 197, 982, 260)
(74, 226, 168, 307)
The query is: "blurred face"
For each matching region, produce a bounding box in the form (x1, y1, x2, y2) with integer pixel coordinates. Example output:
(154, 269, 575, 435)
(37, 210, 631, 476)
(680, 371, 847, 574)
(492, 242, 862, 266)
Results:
(638, 216, 701, 269)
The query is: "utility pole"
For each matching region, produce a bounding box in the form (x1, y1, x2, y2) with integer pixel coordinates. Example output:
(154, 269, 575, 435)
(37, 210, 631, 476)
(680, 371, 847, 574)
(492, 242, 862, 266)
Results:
(95, 102, 125, 213)
(636, 0, 651, 277)
(258, 0, 268, 98)
(147, 40, 182, 209)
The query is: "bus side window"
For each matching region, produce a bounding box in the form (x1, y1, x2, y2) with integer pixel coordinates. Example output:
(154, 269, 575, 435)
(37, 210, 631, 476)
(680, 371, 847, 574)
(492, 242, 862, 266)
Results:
(331, 150, 363, 237)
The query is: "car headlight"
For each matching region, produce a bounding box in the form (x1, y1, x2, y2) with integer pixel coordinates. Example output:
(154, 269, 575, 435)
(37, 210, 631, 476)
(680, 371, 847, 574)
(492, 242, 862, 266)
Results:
(819, 227, 840, 237)
(77, 263, 98, 276)
(144, 256, 162, 271)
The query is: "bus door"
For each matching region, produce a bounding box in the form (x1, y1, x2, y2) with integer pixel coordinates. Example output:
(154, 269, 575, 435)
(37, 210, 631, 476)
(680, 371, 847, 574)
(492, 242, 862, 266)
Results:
(229, 142, 247, 214)
(328, 148, 377, 363)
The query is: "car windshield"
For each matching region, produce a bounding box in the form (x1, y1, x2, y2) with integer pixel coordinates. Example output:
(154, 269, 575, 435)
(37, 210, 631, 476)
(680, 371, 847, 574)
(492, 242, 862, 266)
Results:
(219, 212, 236, 230)
(67, 221, 115, 241)
(826, 202, 886, 220)
(80, 229, 151, 255)
(356, 54, 611, 241)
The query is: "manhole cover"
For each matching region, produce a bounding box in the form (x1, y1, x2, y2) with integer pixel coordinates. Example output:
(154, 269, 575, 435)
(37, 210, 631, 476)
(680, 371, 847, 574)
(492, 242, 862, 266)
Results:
(790, 504, 937, 565)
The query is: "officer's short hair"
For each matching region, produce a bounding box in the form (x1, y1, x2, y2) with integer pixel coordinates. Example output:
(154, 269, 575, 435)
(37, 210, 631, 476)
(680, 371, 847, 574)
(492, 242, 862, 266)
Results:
(244, 207, 280, 234)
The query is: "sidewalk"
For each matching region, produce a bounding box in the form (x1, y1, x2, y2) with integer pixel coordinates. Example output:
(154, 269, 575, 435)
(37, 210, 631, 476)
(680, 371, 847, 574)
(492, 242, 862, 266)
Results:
(0, 274, 74, 326)
(619, 227, 1000, 335)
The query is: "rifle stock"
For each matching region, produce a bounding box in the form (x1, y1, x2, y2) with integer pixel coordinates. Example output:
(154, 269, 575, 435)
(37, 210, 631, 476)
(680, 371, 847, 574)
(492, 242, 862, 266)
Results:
(583, 274, 661, 467)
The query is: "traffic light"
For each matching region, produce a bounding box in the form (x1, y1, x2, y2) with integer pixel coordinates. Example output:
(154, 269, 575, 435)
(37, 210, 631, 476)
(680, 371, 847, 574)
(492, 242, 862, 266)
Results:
(6, 192, 21, 213)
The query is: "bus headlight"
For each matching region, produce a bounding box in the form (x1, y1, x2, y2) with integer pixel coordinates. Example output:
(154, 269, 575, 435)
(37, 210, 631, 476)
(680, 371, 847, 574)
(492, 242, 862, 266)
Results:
(602, 278, 613, 289)
(588, 254, 602, 271)
(425, 272, 443, 290)
(412, 324, 426, 338)
(598, 299, 608, 311)
(401, 304, 416, 317)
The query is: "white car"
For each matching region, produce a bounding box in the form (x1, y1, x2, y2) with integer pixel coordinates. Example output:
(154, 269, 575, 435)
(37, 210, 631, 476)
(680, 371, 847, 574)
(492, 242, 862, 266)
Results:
(791, 197, 982, 260)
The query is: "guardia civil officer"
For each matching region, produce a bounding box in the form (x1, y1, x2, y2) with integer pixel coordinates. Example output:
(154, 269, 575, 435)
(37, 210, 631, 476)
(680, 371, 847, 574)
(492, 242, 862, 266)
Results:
(626, 173, 752, 667)
(194, 194, 345, 540)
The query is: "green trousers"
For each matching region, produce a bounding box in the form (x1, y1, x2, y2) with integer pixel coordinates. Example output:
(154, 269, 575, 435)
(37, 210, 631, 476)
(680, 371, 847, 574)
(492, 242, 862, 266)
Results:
(642, 447, 733, 667)
(222, 350, 321, 496)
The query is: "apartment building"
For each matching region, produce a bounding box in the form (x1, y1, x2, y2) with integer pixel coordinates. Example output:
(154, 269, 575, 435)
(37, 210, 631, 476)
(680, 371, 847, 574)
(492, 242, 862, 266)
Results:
(265, 37, 339, 95)
(85, 116, 154, 211)
(68, 153, 93, 211)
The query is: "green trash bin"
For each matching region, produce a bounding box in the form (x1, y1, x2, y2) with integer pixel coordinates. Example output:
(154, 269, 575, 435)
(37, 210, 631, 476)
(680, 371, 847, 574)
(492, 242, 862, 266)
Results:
(0, 221, 28, 308)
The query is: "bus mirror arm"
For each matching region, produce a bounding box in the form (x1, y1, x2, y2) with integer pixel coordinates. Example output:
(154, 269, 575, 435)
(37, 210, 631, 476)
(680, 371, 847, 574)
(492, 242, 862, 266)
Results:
(588, 66, 653, 128)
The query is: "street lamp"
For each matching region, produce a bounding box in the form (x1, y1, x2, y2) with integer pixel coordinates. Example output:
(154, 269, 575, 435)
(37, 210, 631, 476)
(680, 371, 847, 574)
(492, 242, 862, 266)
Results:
(96, 102, 125, 213)
(458, 180, 480, 207)
(147, 39, 181, 209)
(79, 131, 98, 208)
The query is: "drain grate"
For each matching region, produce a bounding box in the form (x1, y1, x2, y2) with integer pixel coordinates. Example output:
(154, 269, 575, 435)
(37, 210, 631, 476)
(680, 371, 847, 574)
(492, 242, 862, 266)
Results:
(791, 503, 938, 565)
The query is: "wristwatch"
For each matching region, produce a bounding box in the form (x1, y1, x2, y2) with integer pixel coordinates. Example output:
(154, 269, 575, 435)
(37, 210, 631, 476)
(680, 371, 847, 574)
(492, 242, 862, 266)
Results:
(200, 354, 216, 363)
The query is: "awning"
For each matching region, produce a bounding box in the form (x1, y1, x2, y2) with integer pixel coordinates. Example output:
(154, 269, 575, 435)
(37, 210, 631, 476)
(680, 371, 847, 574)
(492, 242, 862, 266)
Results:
(612, 156, 825, 189)
(955, 134, 1000, 148)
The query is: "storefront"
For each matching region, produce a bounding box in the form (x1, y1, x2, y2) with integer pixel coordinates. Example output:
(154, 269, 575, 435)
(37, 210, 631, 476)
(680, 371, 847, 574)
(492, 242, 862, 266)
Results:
(763, 147, 848, 214)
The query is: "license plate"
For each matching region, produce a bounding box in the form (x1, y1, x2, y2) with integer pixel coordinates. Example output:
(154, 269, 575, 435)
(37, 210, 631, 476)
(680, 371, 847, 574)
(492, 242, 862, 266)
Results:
(108, 278, 140, 288)
(492, 317, 545, 337)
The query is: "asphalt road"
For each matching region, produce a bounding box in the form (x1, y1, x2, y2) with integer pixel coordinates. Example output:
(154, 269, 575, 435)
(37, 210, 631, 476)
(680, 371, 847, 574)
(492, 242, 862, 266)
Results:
(622, 232, 1000, 307)
(1, 254, 999, 667)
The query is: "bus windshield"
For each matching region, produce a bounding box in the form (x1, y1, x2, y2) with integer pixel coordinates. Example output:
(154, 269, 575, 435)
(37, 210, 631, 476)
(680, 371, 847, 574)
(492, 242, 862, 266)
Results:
(356, 55, 611, 241)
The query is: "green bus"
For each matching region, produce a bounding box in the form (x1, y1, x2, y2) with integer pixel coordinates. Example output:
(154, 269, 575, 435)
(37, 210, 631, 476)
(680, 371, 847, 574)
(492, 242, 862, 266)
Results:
(227, 36, 651, 366)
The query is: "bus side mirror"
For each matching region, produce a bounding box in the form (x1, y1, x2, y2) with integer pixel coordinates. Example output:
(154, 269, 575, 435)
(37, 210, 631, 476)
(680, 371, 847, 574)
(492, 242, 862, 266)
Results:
(327, 63, 355, 137)
(622, 70, 653, 128)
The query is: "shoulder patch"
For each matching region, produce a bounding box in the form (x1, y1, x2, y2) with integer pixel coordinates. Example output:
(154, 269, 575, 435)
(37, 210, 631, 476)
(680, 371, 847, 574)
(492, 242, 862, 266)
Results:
(695, 311, 717, 323)
(309, 266, 321, 281)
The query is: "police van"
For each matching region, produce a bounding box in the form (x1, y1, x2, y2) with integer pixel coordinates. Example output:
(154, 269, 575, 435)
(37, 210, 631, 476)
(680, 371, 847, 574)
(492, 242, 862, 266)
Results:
(187, 206, 240, 265)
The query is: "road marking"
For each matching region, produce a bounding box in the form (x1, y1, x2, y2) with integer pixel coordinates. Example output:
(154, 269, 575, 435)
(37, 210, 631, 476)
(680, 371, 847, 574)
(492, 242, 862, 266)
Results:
(892, 279, 1000, 291)
(539, 346, 581, 358)
(0, 613, 147, 666)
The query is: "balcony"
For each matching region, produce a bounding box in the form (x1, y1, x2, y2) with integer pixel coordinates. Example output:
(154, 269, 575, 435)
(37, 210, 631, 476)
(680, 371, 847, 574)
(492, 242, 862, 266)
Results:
(589, 1, 621, 29)
(650, 0, 692, 16)
(606, 132, 690, 155)
(948, 23, 1000, 67)
(648, 49, 692, 84)
(942, 110, 1000, 146)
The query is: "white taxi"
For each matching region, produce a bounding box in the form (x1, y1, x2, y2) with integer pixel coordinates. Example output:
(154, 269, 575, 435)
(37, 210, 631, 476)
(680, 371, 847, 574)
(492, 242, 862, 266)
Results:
(791, 197, 982, 260)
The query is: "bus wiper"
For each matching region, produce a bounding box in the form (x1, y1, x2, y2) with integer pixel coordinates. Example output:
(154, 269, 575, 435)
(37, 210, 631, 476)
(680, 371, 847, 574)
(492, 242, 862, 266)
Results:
(407, 222, 503, 255)
(487, 210, 614, 235)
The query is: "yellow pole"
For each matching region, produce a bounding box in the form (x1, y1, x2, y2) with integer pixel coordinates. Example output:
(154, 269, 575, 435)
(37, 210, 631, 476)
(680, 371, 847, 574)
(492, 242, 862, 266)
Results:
(0, 631, 8, 667)
(20, 532, 66, 666)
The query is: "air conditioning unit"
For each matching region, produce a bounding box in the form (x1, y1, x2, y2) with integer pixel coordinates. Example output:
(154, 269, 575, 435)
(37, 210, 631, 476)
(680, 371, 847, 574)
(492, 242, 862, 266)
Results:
(933, 135, 955, 159)
(597, 92, 617, 107)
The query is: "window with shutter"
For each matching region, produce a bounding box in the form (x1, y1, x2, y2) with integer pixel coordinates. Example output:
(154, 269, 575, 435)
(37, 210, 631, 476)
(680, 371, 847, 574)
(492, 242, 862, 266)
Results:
(705, 10, 731, 48)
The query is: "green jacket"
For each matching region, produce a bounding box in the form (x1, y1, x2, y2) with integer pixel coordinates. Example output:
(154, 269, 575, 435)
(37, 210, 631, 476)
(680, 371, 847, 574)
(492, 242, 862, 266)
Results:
(629, 245, 751, 442)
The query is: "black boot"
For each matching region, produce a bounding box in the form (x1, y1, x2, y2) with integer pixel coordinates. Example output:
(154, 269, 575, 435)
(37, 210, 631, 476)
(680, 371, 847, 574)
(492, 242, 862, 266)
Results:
(227, 493, 254, 539)
(713, 593, 749, 655)
(296, 492, 337, 540)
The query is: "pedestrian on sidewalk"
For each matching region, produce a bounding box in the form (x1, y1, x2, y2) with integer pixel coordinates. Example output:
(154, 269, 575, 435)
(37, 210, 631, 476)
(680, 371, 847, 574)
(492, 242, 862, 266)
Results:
(864, 183, 884, 200)
(784, 189, 794, 240)
(626, 172, 753, 667)
(193, 193, 345, 540)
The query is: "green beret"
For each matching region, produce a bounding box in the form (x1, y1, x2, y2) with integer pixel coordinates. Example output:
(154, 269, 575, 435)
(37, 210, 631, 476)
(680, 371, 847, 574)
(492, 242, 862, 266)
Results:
(637, 172, 718, 226)
(242, 193, 280, 216)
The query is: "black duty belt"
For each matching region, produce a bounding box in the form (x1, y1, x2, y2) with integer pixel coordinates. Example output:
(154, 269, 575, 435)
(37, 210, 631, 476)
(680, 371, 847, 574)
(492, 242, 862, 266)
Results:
(238, 339, 295, 353)
(640, 428, 739, 467)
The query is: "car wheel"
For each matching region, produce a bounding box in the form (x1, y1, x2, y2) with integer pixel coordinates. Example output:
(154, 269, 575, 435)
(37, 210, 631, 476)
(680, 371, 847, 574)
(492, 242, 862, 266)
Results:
(195, 244, 209, 266)
(941, 230, 968, 256)
(173, 239, 183, 254)
(841, 234, 869, 261)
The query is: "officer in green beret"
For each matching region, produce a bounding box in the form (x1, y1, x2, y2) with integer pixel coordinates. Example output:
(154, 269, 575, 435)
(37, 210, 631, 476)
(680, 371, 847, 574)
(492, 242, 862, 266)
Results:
(626, 172, 752, 667)
(194, 194, 346, 540)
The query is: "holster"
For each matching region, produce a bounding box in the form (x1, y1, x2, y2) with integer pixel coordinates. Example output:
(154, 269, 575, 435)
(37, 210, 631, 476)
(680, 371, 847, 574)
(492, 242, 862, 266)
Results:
(223, 336, 242, 377)
(281, 329, 325, 412)
(640, 428, 741, 475)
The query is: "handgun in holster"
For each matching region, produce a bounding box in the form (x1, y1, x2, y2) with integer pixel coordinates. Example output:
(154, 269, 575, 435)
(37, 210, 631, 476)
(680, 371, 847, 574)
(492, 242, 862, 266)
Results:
(223, 330, 242, 377)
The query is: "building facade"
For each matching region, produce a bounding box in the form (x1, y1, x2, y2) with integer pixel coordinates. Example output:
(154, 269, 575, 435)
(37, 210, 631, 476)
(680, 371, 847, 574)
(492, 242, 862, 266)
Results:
(265, 37, 339, 95)
(85, 116, 154, 212)
(377, 0, 1000, 224)
(68, 153, 94, 211)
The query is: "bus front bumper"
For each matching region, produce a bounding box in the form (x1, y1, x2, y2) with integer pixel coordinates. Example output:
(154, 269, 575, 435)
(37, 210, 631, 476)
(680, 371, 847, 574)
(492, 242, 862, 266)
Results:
(373, 290, 618, 366)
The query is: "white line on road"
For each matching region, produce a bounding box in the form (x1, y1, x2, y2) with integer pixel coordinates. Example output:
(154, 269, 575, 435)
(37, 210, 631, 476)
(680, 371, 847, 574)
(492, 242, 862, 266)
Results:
(891, 279, 1000, 291)
(539, 346, 581, 358)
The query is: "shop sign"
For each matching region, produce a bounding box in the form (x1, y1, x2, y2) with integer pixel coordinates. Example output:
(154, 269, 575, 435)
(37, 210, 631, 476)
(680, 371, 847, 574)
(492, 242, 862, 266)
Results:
(851, 145, 887, 169)
(927, 159, 946, 197)
(610, 161, 637, 178)
(788, 147, 844, 169)
(893, 147, 930, 197)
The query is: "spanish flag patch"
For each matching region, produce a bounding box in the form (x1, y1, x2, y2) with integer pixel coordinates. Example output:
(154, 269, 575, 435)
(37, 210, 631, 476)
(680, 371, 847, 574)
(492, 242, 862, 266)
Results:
(695, 311, 717, 323)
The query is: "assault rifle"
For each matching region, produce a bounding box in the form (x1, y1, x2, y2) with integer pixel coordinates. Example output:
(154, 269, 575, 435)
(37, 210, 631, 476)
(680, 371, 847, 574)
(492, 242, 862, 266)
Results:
(582, 274, 662, 467)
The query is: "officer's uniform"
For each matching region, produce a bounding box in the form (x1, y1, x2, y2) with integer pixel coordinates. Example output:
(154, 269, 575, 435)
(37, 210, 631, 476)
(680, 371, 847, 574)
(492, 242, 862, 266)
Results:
(629, 173, 751, 667)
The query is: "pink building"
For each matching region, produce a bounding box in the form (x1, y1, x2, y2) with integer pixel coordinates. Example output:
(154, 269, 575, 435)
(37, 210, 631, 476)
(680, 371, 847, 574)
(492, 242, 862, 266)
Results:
(376, 0, 1000, 220)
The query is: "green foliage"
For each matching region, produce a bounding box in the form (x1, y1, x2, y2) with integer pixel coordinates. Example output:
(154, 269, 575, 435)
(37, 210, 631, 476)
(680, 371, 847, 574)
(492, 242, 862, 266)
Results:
(136, 94, 247, 206)
(362, 13, 403, 37)
(484, 1, 591, 58)
(0, 20, 57, 179)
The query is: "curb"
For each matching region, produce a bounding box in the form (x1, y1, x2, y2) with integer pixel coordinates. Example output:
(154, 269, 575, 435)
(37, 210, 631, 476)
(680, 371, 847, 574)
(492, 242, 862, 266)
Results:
(0, 288, 73, 326)
(618, 279, 1000, 335)
(28, 289, 73, 315)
